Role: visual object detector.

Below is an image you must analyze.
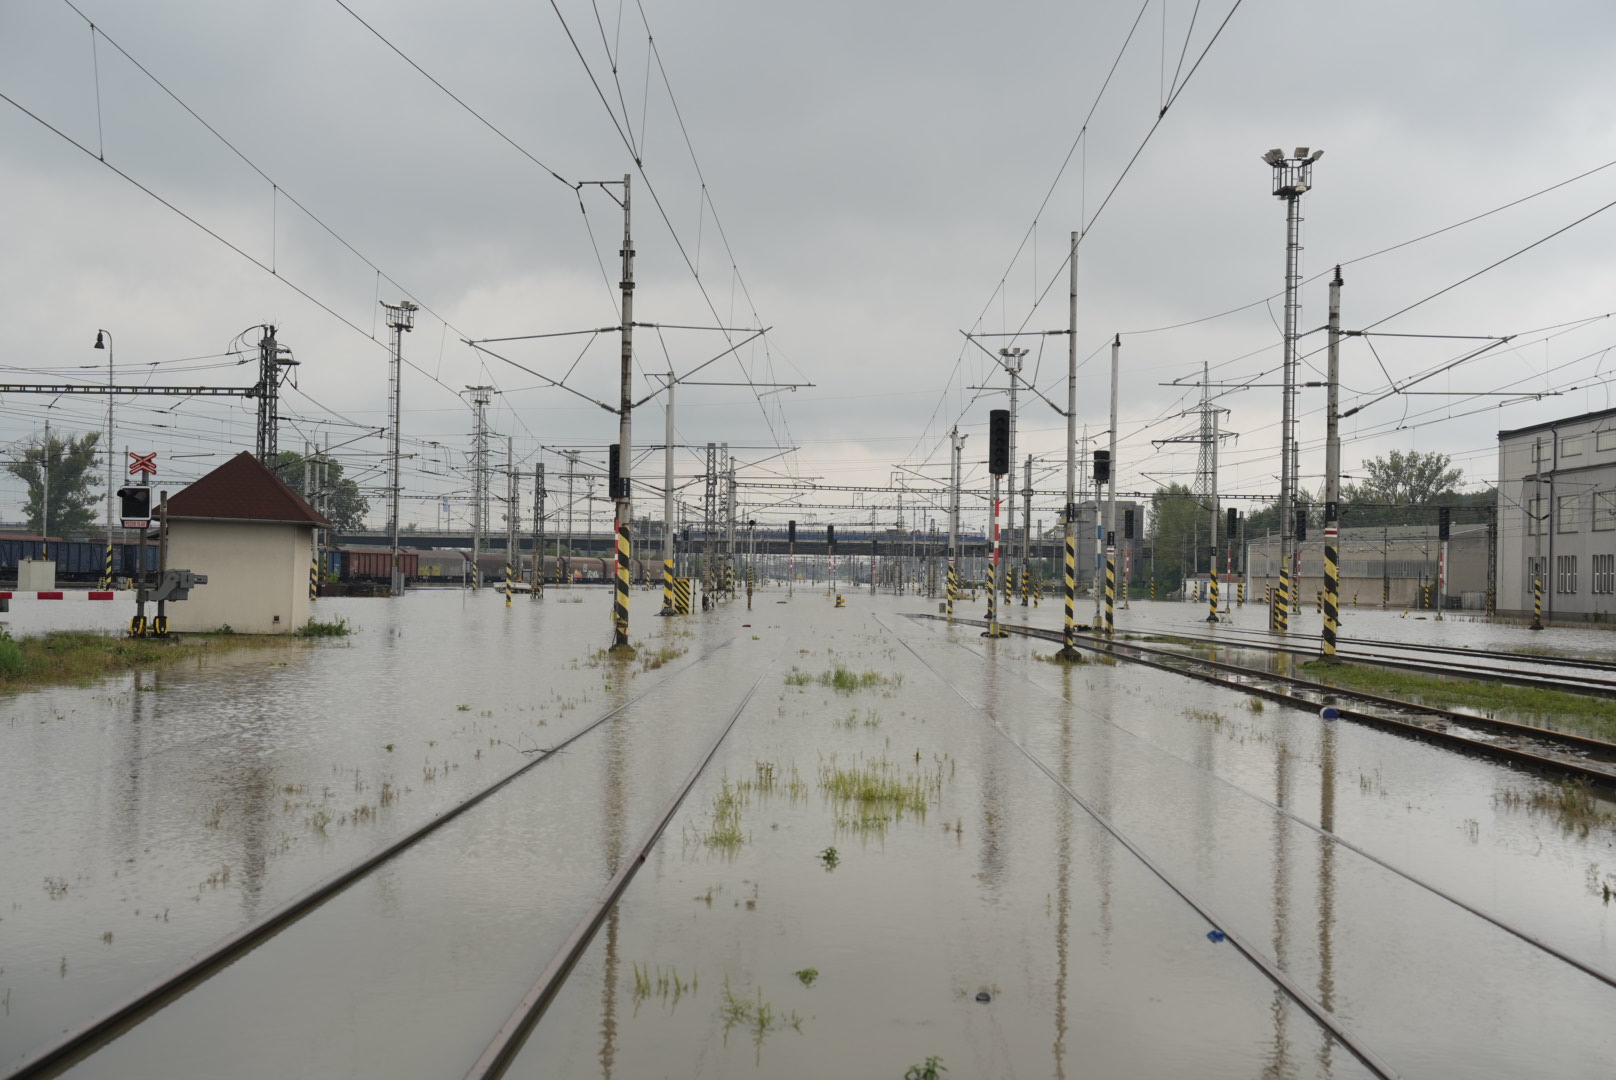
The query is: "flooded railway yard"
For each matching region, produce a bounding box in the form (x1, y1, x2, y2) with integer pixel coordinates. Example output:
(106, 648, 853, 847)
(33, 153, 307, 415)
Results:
(5, 589, 1616, 1078)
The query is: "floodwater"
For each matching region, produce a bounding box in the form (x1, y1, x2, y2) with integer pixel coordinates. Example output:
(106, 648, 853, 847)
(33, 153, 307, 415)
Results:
(3, 588, 1615, 1078)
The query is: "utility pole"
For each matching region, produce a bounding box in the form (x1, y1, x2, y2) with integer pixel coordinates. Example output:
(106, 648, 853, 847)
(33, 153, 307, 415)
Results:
(254, 325, 297, 464)
(504, 437, 517, 607)
(948, 426, 965, 622)
(1021, 454, 1033, 605)
(1061, 230, 1079, 657)
(1531, 436, 1544, 630)
(382, 300, 416, 597)
(532, 463, 545, 600)
(1321, 266, 1343, 659)
(93, 329, 114, 586)
(999, 346, 1026, 608)
(725, 447, 737, 599)
(467, 386, 492, 592)
(611, 173, 635, 650)
(1263, 145, 1322, 633)
(41, 417, 50, 556)
(660, 373, 676, 614)
(703, 442, 718, 601)
(1103, 334, 1120, 636)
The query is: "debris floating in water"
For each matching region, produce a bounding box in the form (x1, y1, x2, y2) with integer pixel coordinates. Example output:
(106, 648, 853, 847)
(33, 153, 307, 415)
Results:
(975, 990, 991, 1003)
(1206, 929, 1226, 943)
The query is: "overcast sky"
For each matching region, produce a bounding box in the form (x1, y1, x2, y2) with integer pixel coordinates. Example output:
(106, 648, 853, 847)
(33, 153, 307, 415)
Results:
(4, 0, 1615, 534)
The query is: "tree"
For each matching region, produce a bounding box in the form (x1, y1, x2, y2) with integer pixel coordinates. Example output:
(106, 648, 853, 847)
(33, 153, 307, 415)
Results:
(1148, 483, 1207, 597)
(7, 431, 103, 538)
(272, 450, 369, 533)
(1339, 450, 1467, 528)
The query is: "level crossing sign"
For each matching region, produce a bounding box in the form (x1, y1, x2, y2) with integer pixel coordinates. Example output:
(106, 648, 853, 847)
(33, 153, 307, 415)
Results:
(128, 451, 157, 477)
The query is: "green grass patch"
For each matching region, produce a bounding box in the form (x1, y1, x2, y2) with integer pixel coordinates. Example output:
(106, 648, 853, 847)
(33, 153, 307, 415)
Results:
(294, 616, 350, 638)
(818, 755, 942, 834)
(816, 663, 899, 693)
(1300, 660, 1616, 739)
(0, 629, 300, 693)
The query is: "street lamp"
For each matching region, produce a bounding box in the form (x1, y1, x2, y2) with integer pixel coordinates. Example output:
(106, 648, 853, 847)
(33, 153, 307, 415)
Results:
(93, 330, 113, 586)
(1263, 146, 1322, 634)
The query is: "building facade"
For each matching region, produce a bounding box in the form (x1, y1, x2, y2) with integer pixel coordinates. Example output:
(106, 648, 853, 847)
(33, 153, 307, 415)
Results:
(1497, 407, 1616, 623)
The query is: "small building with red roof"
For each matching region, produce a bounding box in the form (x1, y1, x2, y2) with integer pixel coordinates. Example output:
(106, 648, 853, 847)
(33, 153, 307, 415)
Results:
(163, 452, 329, 634)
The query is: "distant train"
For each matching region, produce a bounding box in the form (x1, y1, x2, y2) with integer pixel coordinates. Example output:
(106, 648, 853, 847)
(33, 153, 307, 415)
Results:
(331, 547, 655, 586)
(0, 535, 159, 583)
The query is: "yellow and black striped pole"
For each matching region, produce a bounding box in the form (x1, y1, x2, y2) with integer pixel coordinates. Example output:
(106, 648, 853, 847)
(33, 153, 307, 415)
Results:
(504, 558, 513, 608)
(662, 557, 676, 615)
(1237, 579, 1245, 607)
(1150, 578, 1155, 602)
(1321, 523, 1339, 659)
(1061, 533, 1077, 653)
(1274, 567, 1290, 632)
(612, 520, 631, 645)
(946, 559, 957, 621)
(310, 556, 318, 602)
(1207, 553, 1219, 623)
(1104, 552, 1116, 637)
(101, 545, 114, 591)
(1531, 573, 1543, 631)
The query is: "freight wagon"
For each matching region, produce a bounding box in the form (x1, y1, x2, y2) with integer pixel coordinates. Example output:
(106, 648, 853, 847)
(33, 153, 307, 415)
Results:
(0, 535, 160, 583)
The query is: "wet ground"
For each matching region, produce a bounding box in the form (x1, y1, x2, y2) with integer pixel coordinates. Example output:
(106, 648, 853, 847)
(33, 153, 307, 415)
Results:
(3, 588, 1616, 1077)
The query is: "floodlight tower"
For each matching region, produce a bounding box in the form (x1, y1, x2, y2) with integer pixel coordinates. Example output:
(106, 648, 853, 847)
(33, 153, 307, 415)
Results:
(382, 300, 417, 597)
(1263, 146, 1322, 633)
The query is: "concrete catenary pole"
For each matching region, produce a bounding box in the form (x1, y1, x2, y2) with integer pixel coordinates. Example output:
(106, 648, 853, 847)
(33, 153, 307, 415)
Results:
(504, 437, 516, 608)
(1021, 454, 1033, 605)
(1531, 436, 1544, 630)
(1322, 266, 1343, 659)
(532, 463, 545, 600)
(999, 347, 1025, 606)
(611, 173, 635, 649)
(1104, 334, 1119, 636)
(947, 427, 964, 621)
(94, 329, 114, 587)
(661, 373, 676, 614)
(1061, 231, 1079, 657)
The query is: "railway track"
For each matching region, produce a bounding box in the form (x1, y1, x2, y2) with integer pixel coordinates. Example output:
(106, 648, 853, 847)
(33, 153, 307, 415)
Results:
(917, 615, 1616, 788)
(1116, 628, 1616, 698)
(1139, 619, 1616, 678)
(6, 640, 762, 1080)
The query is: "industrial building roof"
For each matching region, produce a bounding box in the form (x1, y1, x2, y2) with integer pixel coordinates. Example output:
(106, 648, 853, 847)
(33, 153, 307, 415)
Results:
(166, 452, 330, 526)
(1498, 405, 1616, 440)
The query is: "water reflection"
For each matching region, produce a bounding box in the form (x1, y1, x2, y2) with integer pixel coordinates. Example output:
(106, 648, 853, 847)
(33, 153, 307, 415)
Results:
(1316, 723, 1338, 1076)
(1264, 724, 1294, 1079)
(977, 643, 1007, 897)
(1053, 662, 1073, 1080)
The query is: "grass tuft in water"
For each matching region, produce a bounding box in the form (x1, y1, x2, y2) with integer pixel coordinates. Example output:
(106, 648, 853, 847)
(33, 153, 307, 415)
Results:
(294, 616, 350, 638)
(1495, 780, 1616, 838)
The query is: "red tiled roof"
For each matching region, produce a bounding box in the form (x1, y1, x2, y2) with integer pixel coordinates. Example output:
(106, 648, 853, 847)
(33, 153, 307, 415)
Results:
(166, 452, 330, 526)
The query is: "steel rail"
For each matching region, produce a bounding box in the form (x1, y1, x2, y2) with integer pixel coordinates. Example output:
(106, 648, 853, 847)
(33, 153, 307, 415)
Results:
(924, 619, 1616, 992)
(1146, 622, 1616, 677)
(1122, 630, 1616, 698)
(4, 638, 735, 1080)
(463, 663, 773, 1080)
(924, 616, 1616, 787)
(875, 616, 1402, 1080)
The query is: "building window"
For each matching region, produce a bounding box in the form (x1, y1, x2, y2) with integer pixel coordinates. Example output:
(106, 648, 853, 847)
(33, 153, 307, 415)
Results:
(1527, 496, 1544, 536)
(1528, 557, 1547, 589)
(1562, 436, 1583, 458)
(1596, 491, 1616, 532)
(1594, 554, 1615, 595)
(1557, 494, 1582, 533)
(1597, 429, 1616, 453)
(1557, 555, 1578, 594)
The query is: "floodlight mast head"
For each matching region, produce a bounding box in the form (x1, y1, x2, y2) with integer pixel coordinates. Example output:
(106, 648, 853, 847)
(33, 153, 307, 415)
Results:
(998, 345, 1027, 374)
(383, 299, 419, 332)
(1267, 146, 1321, 199)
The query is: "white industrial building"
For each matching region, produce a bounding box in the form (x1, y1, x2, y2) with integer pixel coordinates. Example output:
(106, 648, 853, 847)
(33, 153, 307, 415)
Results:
(1497, 407, 1616, 623)
(164, 452, 329, 634)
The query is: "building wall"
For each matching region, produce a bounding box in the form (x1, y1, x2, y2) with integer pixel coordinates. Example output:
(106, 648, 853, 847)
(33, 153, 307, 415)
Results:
(1498, 413, 1616, 622)
(1244, 527, 1489, 609)
(166, 520, 313, 634)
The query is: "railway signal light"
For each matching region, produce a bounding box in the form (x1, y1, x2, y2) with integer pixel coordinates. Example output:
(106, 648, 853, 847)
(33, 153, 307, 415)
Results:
(1124, 508, 1135, 540)
(788, 520, 796, 544)
(988, 409, 1010, 475)
(1227, 507, 1237, 538)
(1295, 508, 1308, 542)
(826, 524, 836, 550)
(117, 486, 152, 528)
(608, 444, 628, 499)
(1438, 506, 1451, 541)
(1093, 449, 1110, 485)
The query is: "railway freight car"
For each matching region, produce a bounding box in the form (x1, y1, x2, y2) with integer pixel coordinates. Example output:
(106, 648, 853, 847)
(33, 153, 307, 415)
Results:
(0, 535, 159, 583)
